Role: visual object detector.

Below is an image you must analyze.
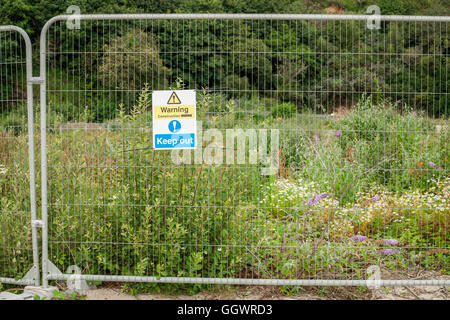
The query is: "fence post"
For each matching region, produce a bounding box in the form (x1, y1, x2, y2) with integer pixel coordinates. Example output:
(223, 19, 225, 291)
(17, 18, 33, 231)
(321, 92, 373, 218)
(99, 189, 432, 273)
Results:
(0, 25, 39, 287)
(40, 20, 50, 288)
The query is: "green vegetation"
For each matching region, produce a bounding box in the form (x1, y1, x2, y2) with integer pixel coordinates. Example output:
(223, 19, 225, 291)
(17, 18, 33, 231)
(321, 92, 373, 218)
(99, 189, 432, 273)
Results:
(0, 90, 448, 292)
(0, 0, 448, 293)
(271, 102, 297, 119)
(1, 0, 449, 119)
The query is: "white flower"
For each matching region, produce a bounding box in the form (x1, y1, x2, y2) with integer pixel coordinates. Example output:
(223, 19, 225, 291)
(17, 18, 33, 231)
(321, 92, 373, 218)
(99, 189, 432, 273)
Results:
(0, 164, 7, 175)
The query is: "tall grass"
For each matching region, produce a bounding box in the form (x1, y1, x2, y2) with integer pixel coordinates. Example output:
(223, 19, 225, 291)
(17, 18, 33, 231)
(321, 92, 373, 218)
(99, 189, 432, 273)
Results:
(0, 93, 448, 292)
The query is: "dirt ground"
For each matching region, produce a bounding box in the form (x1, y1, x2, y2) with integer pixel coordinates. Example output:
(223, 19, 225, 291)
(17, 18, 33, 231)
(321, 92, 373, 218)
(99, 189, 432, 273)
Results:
(83, 271, 449, 300)
(83, 284, 449, 300)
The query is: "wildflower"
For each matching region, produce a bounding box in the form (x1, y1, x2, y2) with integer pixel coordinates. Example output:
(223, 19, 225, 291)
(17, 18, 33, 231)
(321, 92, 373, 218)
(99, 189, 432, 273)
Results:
(380, 249, 399, 255)
(428, 161, 442, 171)
(351, 235, 368, 242)
(335, 130, 341, 138)
(409, 169, 415, 174)
(306, 193, 331, 206)
(371, 195, 380, 202)
(382, 239, 398, 246)
(0, 165, 7, 175)
(417, 162, 424, 167)
(314, 133, 320, 143)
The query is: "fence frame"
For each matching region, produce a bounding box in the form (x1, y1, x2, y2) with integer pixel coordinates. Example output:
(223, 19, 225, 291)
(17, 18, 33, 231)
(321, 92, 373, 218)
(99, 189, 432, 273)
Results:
(0, 25, 39, 287)
(37, 13, 450, 288)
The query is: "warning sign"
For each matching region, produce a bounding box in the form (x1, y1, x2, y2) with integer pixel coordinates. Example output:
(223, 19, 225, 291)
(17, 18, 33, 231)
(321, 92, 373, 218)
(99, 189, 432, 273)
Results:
(152, 90, 196, 150)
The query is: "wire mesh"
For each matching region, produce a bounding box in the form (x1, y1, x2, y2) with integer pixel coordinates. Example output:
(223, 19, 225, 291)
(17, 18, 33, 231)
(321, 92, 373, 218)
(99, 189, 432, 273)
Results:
(0, 28, 36, 285)
(42, 17, 448, 285)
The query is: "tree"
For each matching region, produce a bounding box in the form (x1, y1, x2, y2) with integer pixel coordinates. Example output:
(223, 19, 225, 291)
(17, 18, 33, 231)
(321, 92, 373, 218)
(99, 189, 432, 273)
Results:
(224, 22, 273, 92)
(98, 28, 169, 94)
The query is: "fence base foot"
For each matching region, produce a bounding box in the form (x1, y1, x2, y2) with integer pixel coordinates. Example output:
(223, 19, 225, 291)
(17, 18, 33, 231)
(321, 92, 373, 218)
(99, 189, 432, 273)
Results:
(47, 261, 92, 294)
(65, 265, 91, 293)
(0, 291, 35, 300)
(21, 265, 39, 285)
(24, 286, 59, 299)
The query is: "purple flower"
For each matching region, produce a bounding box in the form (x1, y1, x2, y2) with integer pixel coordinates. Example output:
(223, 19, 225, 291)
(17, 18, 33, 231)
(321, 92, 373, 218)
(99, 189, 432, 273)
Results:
(335, 130, 341, 137)
(314, 133, 320, 143)
(382, 239, 398, 246)
(351, 235, 368, 242)
(306, 193, 331, 206)
(428, 161, 442, 171)
(371, 195, 380, 202)
(380, 249, 399, 256)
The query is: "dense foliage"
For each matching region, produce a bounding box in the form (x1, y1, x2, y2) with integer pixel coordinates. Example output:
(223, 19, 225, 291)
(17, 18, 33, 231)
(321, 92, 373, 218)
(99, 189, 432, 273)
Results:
(0, 92, 448, 290)
(0, 0, 449, 118)
(0, 0, 448, 293)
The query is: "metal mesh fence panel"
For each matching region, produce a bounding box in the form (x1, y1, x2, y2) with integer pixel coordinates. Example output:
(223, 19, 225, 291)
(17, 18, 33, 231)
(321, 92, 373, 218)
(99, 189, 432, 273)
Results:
(41, 15, 448, 286)
(0, 26, 38, 286)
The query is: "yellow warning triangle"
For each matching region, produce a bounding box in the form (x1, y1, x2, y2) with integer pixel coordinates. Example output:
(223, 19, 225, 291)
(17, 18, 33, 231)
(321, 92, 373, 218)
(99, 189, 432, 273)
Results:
(167, 91, 181, 104)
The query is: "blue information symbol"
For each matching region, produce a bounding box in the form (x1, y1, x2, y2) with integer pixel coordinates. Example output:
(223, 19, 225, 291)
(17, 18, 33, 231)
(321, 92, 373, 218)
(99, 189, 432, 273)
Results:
(168, 120, 181, 133)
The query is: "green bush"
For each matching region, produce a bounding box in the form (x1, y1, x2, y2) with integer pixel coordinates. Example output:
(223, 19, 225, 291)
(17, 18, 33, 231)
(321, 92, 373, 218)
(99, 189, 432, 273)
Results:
(0, 111, 27, 136)
(260, 97, 279, 110)
(221, 75, 250, 97)
(49, 102, 82, 122)
(271, 102, 297, 119)
(334, 95, 444, 192)
(206, 94, 233, 114)
(98, 28, 169, 93)
(252, 111, 267, 123)
(92, 100, 118, 122)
